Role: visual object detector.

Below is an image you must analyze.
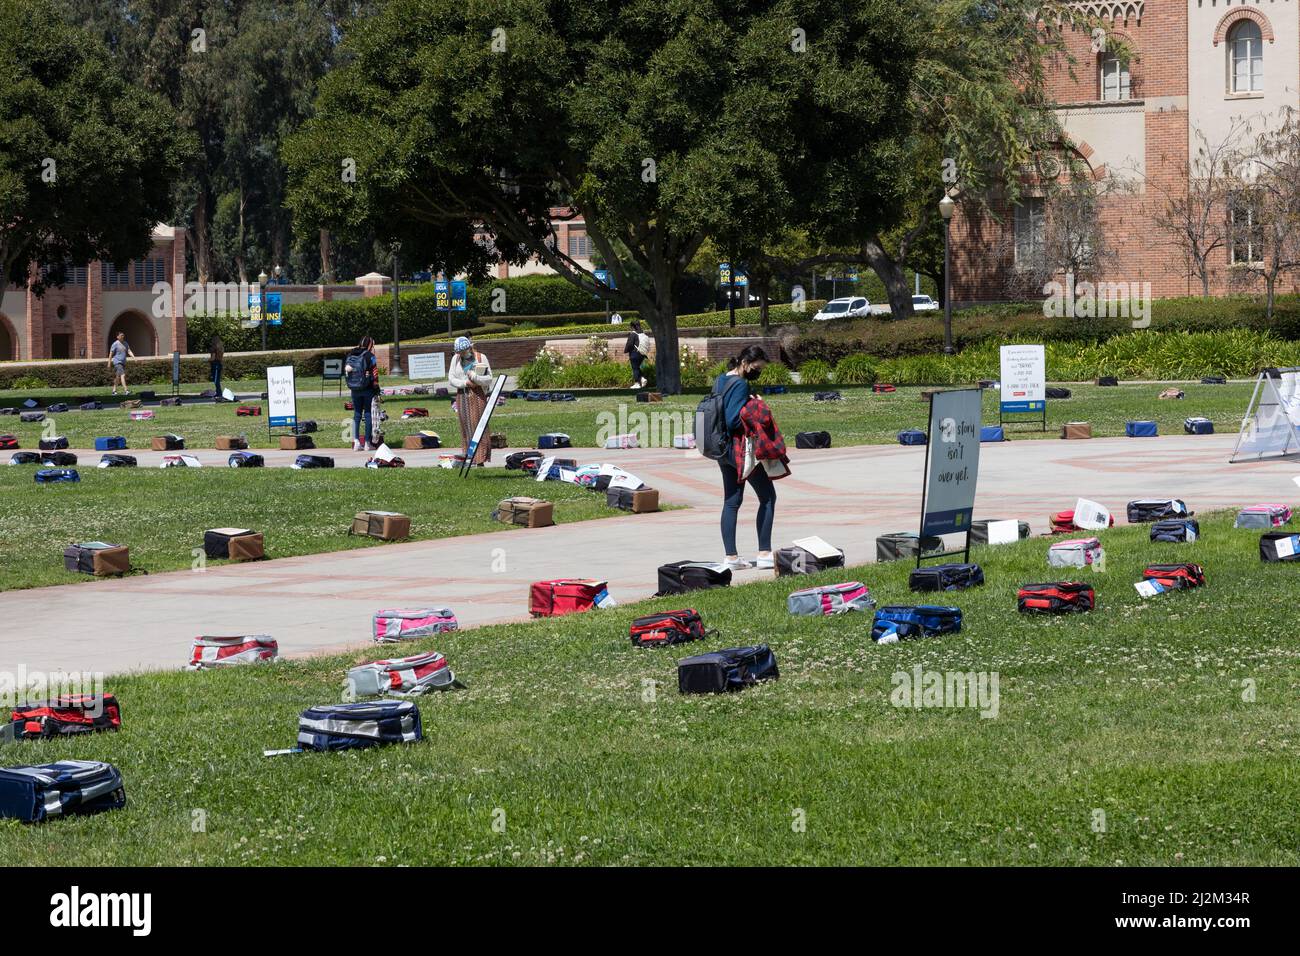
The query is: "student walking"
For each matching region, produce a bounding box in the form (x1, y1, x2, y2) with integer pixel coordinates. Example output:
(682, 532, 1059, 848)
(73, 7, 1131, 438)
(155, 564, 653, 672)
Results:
(711, 345, 787, 570)
(108, 333, 135, 395)
(208, 335, 225, 397)
(344, 335, 380, 451)
(624, 321, 651, 389)
(449, 335, 494, 465)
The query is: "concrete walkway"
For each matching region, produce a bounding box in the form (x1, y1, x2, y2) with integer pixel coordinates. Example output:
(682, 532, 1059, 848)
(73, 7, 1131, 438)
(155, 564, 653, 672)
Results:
(1, 434, 1292, 676)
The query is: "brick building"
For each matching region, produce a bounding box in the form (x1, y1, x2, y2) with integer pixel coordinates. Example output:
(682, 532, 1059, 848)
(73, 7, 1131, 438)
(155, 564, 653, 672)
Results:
(950, 0, 1300, 303)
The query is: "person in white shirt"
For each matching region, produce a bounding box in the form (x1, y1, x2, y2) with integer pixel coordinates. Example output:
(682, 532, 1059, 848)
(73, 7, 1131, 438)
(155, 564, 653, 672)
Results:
(449, 335, 494, 465)
(623, 321, 651, 389)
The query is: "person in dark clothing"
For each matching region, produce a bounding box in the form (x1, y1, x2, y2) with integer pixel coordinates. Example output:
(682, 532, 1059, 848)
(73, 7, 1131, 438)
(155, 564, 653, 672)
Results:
(208, 336, 225, 396)
(344, 335, 380, 450)
(713, 344, 777, 570)
(624, 321, 650, 389)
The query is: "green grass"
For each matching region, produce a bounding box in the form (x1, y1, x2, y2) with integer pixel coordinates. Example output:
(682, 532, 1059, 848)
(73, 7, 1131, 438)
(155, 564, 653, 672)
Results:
(0, 383, 1257, 451)
(1, 510, 1296, 865)
(0, 468, 622, 591)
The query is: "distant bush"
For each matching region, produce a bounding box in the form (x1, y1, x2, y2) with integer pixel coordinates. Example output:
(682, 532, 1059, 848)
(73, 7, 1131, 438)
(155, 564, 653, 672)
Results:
(798, 359, 833, 386)
(755, 362, 793, 386)
(834, 354, 878, 385)
(5, 375, 49, 390)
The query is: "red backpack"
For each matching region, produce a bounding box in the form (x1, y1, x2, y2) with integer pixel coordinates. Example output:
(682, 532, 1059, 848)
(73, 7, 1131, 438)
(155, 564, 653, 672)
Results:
(1049, 509, 1114, 534)
(8, 694, 122, 739)
(1142, 563, 1206, 590)
(629, 609, 708, 647)
(1016, 582, 1095, 614)
(528, 579, 610, 617)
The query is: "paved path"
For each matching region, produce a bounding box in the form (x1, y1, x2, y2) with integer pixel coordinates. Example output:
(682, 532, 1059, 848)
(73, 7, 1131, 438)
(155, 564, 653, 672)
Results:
(2, 434, 1293, 677)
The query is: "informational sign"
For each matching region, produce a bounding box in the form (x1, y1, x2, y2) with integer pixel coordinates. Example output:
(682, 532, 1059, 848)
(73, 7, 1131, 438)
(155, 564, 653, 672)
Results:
(1073, 498, 1112, 530)
(265, 292, 283, 327)
(406, 352, 446, 381)
(719, 262, 732, 285)
(593, 269, 616, 290)
(171, 351, 181, 388)
(434, 280, 450, 310)
(986, 519, 1021, 545)
(999, 344, 1046, 414)
(266, 365, 297, 428)
(460, 374, 508, 477)
(1231, 369, 1300, 462)
(920, 388, 982, 536)
(450, 280, 467, 311)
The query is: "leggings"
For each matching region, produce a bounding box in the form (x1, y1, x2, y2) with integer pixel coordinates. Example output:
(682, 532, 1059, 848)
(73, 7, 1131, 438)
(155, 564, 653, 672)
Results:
(350, 388, 375, 444)
(718, 455, 776, 555)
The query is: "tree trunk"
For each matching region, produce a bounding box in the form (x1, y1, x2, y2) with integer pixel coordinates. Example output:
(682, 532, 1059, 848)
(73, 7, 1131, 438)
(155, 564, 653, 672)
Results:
(320, 228, 334, 283)
(863, 240, 913, 319)
(1200, 256, 1210, 297)
(235, 186, 247, 284)
(1266, 271, 1277, 321)
(645, 274, 681, 394)
(759, 279, 770, 332)
(193, 187, 212, 284)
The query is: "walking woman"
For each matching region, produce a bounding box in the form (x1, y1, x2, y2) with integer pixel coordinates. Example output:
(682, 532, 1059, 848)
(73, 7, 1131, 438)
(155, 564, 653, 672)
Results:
(208, 335, 224, 397)
(448, 335, 494, 465)
(712, 345, 787, 570)
(624, 320, 650, 389)
(344, 335, 380, 451)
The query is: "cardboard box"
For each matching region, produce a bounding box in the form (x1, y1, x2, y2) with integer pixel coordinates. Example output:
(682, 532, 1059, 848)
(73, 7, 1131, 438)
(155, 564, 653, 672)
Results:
(351, 511, 411, 540)
(215, 435, 247, 450)
(1061, 422, 1092, 440)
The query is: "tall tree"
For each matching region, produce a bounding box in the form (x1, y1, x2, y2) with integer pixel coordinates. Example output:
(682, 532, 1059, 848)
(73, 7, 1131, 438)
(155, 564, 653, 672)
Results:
(0, 0, 188, 291)
(286, 0, 919, 392)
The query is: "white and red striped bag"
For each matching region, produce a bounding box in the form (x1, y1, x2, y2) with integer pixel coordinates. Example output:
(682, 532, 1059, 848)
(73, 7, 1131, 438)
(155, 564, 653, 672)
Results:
(787, 581, 874, 616)
(603, 433, 640, 449)
(346, 650, 463, 697)
(186, 634, 278, 670)
(372, 608, 458, 644)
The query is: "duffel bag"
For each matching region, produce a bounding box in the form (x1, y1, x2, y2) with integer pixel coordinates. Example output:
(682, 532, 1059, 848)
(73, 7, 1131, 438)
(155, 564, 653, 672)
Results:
(795, 431, 831, 449)
(187, 635, 278, 669)
(1235, 504, 1291, 528)
(1126, 498, 1190, 523)
(677, 645, 778, 694)
(897, 429, 927, 446)
(655, 561, 732, 596)
(1125, 420, 1158, 438)
(871, 605, 962, 643)
(97, 454, 137, 468)
(528, 579, 614, 617)
(227, 451, 264, 468)
(7, 694, 122, 739)
(292, 454, 334, 469)
(9, 452, 40, 465)
(786, 581, 874, 616)
(979, 426, 1005, 442)
(1151, 518, 1199, 543)
(297, 700, 422, 751)
(908, 562, 984, 592)
(1047, 537, 1104, 568)
(347, 651, 462, 697)
(93, 436, 127, 451)
(41, 452, 77, 467)
(970, 518, 1031, 545)
(35, 468, 79, 483)
(1141, 563, 1205, 590)
(0, 760, 126, 823)
(505, 450, 544, 470)
(1016, 582, 1095, 614)
(629, 609, 708, 647)
(1184, 417, 1214, 435)
(39, 436, 68, 451)
(1260, 532, 1300, 562)
(372, 608, 459, 643)
(775, 544, 845, 576)
(875, 532, 943, 562)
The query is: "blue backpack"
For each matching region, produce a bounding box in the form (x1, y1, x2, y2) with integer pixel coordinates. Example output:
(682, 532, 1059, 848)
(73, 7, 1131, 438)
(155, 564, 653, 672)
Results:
(872, 605, 962, 642)
(344, 350, 374, 390)
(297, 701, 422, 751)
(35, 468, 79, 483)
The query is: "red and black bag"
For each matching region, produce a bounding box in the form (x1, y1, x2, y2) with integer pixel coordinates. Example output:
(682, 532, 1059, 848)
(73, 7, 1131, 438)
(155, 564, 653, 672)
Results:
(528, 579, 610, 617)
(629, 609, 708, 647)
(401, 407, 429, 418)
(1016, 582, 1095, 614)
(236, 405, 262, 416)
(0, 435, 18, 450)
(1141, 563, 1206, 590)
(8, 694, 121, 739)
(872, 383, 896, 393)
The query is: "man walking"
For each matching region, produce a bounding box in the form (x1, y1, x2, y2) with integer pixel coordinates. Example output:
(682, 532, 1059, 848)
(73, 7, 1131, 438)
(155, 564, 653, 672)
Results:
(108, 332, 135, 395)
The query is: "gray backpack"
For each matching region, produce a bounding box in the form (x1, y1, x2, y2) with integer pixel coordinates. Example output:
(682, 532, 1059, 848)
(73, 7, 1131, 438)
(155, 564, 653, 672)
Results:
(694, 376, 744, 460)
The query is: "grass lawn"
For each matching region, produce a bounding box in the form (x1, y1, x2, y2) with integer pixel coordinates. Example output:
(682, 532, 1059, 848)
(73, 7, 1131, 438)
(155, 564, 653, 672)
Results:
(1, 510, 1296, 865)
(0, 467, 621, 592)
(0, 382, 1256, 450)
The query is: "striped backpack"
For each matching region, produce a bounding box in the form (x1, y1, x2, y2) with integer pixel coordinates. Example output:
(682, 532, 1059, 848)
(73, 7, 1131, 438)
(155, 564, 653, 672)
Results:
(372, 608, 459, 643)
(186, 635, 279, 670)
(346, 651, 463, 697)
(787, 581, 875, 616)
(297, 700, 422, 751)
(0, 759, 126, 823)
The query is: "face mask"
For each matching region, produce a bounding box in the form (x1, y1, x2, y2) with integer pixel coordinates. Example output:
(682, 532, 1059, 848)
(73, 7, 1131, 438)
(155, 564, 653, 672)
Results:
(743, 367, 763, 381)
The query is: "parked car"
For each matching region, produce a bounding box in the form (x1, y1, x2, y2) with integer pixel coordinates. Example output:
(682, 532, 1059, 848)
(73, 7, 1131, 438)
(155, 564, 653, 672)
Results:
(813, 297, 871, 321)
(911, 295, 939, 313)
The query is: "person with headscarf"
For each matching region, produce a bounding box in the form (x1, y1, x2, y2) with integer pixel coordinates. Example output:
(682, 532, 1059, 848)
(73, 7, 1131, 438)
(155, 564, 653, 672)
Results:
(448, 335, 494, 465)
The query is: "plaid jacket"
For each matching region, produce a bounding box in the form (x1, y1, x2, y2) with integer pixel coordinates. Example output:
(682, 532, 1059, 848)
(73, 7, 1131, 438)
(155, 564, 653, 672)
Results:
(733, 396, 790, 479)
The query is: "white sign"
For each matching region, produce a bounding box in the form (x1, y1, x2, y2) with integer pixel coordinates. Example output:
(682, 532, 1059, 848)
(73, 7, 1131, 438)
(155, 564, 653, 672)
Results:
(986, 519, 1021, 545)
(406, 352, 446, 381)
(792, 536, 841, 560)
(266, 365, 297, 427)
(999, 344, 1046, 414)
(609, 472, 646, 491)
(1073, 498, 1112, 530)
(1135, 580, 1165, 598)
(921, 389, 982, 536)
(1231, 370, 1300, 462)
(534, 456, 556, 482)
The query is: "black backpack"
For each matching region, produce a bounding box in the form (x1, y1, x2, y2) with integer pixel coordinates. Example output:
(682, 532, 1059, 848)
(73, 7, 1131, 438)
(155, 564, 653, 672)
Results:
(813, 391, 841, 402)
(98, 454, 137, 468)
(694, 376, 745, 460)
(344, 351, 374, 390)
(655, 561, 732, 596)
(908, 562, 984, 592)
(678, 645, 779, 694)
(293, 454, 334, 469)
(775, 544, 845, 576)
(1045, 386, 1072, 399)
(505, 450, 543, 471)
(795, 431, 831, 449)
(1151, 518, 1199, 543)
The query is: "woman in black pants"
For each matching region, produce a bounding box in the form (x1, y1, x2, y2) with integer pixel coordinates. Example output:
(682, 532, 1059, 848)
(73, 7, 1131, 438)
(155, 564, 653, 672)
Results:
(713, 345, 777, 571)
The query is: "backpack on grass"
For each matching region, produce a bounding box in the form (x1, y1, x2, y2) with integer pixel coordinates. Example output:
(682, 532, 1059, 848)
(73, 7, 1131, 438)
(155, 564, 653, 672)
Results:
(35, 468, 79, 483)
(1260, 532, 1300, 562)
(1141, 563, 1205, 590)
(1047, 537, 1104, 568)
(0, 760, 126, 823)
(227, 451, 264, 468)
(1126, 498, 1189, 523)
(629, 609, 708, 647)
(1235, 504, 1291, 528)
(63, 542, 131, 576)
(677, 645, 778, 694)
(1151, 518, 1199, 543)
(1016, 582, 1095, 614)
(7, 694, 121, 740)
(655, 561, 732, 596)
(94, 436, 126, 451)
(908, 562, 984, 592)
(372, 608, 458, 643)
(292, 454, 334, 469)
(528, 579, 613, 616)
(787, 581, 874, 616)
(347, 651, 462, 697)
(297, 700, 421, 751)
(871, 605, 962, 643)
(187, 635, 278, 669)
(98, 454, 137, 468)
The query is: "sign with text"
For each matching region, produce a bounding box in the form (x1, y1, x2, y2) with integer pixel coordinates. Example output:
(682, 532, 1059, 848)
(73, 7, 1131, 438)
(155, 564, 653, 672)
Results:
(266, 365, 297, 428)
(921, 388, 982, 536)
(450, 280, 467, 311)
(406, 352, 446, 381)
(434, 280, 450, 310)
(999, 344, 1046, 414)
(593, 269, 616, 291)
(265, 292, 283, 327)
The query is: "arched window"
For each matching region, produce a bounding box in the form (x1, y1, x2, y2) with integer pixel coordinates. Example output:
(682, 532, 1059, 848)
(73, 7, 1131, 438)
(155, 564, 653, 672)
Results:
(1229, 20, 1263, 93)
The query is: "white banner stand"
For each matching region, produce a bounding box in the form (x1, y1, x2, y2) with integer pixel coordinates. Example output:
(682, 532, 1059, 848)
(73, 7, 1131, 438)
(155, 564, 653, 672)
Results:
(1231, 369, 1300, 463)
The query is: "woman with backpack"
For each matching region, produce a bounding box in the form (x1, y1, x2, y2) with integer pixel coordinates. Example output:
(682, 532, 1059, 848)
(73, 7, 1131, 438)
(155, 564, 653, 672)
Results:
(710, 345, 786, 571)
(624, 321, 651, 389)
(344, 336, 380, 451)
(449, 335, 494, 465)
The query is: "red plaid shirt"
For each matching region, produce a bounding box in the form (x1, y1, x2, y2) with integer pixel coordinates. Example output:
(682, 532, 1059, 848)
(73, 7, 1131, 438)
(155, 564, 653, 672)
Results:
(733, 396, 790, 479)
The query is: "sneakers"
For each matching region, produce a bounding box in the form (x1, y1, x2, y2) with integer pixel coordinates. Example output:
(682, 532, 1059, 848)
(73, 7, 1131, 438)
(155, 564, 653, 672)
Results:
(722, 557, 752, 571)
(352, 440, 363, 451)
(753, 554, 774, 570)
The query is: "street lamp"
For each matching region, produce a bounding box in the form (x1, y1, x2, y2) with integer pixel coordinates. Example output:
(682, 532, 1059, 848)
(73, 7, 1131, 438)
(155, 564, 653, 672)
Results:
(938, 193, 956, 355)
(257, 270, 269, 351)
(273, 265, 282, 284)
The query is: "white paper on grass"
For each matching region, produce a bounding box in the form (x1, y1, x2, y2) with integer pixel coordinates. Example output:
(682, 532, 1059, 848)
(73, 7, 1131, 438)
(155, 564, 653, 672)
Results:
(1274, 535, 1297, 558)
(609, 472, 645, 491)
(598, 463, 630, 477)
(1073, 498, 1111, 530)
(793, 535, 841, 559)
(373, 443, 395, 462)
(222, 388, 235, 402)
(987, 519, 1021, 545)
(1292, 475, 1300, 489)
(1134, 580, 1164, 598)
(558, 468, 578, 484)
(534, 456, 556, 482)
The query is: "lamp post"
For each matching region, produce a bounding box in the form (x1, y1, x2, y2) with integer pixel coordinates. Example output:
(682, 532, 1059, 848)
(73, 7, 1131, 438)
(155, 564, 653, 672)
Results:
(938, 193, 956, 355)
(257, 269, 269, 351)
(391, 243, 401, 374)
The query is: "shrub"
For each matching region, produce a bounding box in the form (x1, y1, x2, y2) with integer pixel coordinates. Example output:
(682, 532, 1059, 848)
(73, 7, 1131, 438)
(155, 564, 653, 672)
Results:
(679, 348, 714, 389)
(798, 359, 833, 386)
(755, 362, 793, 386)
(5, 374, 48, 390)
(516, 346, 565, 388)
(834, 353, 877, 385)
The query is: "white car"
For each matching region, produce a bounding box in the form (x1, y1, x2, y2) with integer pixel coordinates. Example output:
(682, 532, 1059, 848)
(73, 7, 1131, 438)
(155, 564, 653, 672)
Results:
(813, 297, 871, 321)
(911, 295, 939, 313)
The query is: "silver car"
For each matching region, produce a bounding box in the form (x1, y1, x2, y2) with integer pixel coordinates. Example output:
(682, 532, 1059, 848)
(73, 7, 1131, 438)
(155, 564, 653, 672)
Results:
(813, 296, 871, 321)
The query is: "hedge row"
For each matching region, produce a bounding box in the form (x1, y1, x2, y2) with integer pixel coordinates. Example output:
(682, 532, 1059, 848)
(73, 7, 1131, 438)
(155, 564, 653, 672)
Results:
(0, 349, 340, 392)
(473, 300, 828, 341)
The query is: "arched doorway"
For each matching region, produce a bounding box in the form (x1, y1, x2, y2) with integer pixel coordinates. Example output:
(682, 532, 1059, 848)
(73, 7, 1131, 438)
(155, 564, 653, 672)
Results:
(106, 311, 158, 357)
(0, 314, 15, 361)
